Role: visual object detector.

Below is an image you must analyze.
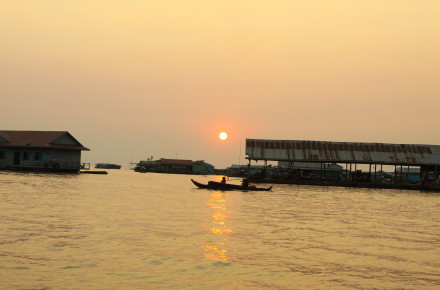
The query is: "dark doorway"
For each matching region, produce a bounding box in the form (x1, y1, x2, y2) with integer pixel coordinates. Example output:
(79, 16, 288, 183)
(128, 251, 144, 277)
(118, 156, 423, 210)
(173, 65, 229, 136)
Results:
(14, 152, 20, 165)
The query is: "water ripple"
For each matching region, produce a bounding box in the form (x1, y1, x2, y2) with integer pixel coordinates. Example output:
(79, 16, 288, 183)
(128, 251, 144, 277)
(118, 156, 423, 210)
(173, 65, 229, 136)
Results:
(1, 172, 439, 289)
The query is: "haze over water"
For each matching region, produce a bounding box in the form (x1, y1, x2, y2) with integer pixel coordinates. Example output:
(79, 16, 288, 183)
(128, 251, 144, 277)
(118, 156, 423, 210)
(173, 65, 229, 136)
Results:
(1, 170, 439, 289)
(2, 1, 440, 168)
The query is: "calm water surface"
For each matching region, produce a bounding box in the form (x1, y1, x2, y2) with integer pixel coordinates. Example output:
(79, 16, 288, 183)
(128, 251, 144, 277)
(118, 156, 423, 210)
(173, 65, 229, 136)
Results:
(1, 170, 439, 289)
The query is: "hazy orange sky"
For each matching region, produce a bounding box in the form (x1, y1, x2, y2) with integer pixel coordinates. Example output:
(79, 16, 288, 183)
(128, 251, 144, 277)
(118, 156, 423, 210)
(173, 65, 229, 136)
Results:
(1, 1, 439, 168)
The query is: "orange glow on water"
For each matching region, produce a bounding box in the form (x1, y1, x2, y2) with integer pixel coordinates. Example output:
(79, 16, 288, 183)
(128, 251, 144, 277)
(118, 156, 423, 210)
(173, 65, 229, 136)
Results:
(203, 191, 233, 262)
(202, 245, 228, 262)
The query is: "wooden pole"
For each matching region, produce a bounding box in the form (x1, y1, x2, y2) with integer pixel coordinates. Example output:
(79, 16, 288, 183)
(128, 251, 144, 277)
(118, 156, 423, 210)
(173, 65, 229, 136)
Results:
(354, 163, 357, 184)
(350, 163, 352, 182)
(369, 164, 372, 182)
(400, 165, 403, 182)
(320, 162, 323, 184)
(374, 164, 377, 183)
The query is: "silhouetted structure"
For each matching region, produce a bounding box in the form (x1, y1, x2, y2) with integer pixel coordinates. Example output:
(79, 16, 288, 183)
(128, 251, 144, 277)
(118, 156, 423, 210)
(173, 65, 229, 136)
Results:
(134, 158, 214, 174)
(95, 163, 121, 169)
(0, 130, 89, 173)
(245, 138, 440, 190)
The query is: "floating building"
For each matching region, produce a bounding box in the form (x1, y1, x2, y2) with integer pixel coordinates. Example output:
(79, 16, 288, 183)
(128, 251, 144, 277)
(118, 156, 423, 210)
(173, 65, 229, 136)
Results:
(245, 138, 440, 189)
(134, 158, 214, 175)
(95, 163, 121, 169)
(0, 130, 89, 173)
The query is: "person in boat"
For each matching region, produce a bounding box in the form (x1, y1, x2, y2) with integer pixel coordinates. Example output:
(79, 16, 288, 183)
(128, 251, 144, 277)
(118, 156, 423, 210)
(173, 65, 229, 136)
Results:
(221, 176, 227, 184)
(241, 178, 249, 188)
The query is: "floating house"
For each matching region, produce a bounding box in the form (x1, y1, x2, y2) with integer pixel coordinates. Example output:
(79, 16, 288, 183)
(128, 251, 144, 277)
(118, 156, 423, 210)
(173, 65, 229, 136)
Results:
(134, 158, 214, 174)
(225, 162, 344, 181)
(95, 163, 121, 169)
(0, 130, 89, 173)
(245, 138, 440, 189)
(192, 160, 215, 175)
(225, 164, 268, 177)
(278, 162, 344, 181)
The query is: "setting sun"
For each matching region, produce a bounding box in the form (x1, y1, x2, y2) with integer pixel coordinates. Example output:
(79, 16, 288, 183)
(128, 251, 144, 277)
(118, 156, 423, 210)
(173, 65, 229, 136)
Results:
(219, 132, 228, 141)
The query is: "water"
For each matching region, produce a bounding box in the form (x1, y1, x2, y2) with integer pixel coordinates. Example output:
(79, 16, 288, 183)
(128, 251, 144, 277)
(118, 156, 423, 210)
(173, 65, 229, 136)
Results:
(1, 170, 439, 289)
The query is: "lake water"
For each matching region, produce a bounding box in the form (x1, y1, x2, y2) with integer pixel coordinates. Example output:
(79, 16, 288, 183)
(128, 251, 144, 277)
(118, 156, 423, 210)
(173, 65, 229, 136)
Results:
(1, 170, 439, 289)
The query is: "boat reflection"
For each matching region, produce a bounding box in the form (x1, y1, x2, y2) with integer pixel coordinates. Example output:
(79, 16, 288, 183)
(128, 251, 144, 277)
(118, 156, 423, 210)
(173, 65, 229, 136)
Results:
(202, 191, 232, 262)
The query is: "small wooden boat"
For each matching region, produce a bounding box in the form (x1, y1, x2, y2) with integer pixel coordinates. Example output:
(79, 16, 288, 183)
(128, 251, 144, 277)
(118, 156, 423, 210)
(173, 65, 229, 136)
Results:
(80, 170, 108, 174)
(191, 179, 272, 191)
(422, 181, 440, 191)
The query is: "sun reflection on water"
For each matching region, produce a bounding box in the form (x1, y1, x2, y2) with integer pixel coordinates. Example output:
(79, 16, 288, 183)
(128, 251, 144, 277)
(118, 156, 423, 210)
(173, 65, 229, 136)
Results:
(202, 191, 233, 262)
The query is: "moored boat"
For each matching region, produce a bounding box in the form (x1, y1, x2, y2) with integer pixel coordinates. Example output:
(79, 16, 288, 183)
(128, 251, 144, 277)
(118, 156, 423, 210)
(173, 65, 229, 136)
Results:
(191, 179, 272, 191)
(95, 163, 121, 169)
(422, 181, 440, 191)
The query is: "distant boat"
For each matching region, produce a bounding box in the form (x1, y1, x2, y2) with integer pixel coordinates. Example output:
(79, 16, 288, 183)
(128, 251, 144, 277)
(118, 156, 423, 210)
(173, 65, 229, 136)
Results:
(422, 181, 440, 191)
(80, 170, 108, 175)
(95, 163, 121, 169)
(191, 179, 272, 191)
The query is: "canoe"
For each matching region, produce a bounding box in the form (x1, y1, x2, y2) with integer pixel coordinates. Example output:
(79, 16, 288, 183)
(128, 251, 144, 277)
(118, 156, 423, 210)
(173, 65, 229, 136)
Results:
(191, 179, 272, 191)
(79, 170, 108, 174)
(422, 181, 440, 191)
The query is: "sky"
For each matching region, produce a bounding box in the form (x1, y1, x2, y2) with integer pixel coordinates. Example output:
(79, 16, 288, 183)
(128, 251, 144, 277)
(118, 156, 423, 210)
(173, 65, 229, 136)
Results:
(1, 1, 439, 169)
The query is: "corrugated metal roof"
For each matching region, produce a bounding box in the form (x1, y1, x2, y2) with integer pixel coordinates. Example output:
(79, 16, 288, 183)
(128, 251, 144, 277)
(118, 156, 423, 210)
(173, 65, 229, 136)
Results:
(246, 139, 440, 166)
(0, 130, 89, 151)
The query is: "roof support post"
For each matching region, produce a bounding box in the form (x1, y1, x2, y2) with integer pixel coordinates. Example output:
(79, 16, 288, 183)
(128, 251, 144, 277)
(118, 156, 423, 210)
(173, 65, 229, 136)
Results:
(374, 164, 377, 183)
(369, 164, 372, 182)
(320, 162, 323, 184)
(349, 163, 352, 182)
(354, 163, 357, 185)
(264, 160, 267, 180)
(346, 163, 349, 182)
(400, 165, 403, 182)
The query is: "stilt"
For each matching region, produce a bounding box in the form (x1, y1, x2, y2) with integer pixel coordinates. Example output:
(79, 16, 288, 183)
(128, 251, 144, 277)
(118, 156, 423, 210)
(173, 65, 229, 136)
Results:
(400, 165, 403, 182)
(374, 164, 377, 183)
(349, 163, 352, 182)
(354, 163, 357, 184)
(369, 164, 372, 182)
(320, 162, 322, 184)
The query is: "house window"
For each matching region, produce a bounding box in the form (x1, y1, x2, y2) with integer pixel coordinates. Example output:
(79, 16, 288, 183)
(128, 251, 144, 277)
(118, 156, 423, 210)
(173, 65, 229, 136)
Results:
(34, 152, 41, 161)
(23, 152, 29, 160)
(0, 151, 4, 159)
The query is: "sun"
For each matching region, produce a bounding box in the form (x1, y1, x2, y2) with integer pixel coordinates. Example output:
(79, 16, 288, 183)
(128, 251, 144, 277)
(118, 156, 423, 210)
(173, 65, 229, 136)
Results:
(219, 131, 228, 141)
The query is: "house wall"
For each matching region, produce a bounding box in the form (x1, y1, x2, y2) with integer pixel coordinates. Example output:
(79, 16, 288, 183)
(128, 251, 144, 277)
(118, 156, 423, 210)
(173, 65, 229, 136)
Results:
(193, 164, 214, 174)
(165, 164, 192, 174)
(0, 148, 82, 171)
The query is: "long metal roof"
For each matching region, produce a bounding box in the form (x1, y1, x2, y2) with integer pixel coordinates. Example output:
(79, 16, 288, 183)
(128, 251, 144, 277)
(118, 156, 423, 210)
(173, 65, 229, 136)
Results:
(246, 139, 440, 166)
